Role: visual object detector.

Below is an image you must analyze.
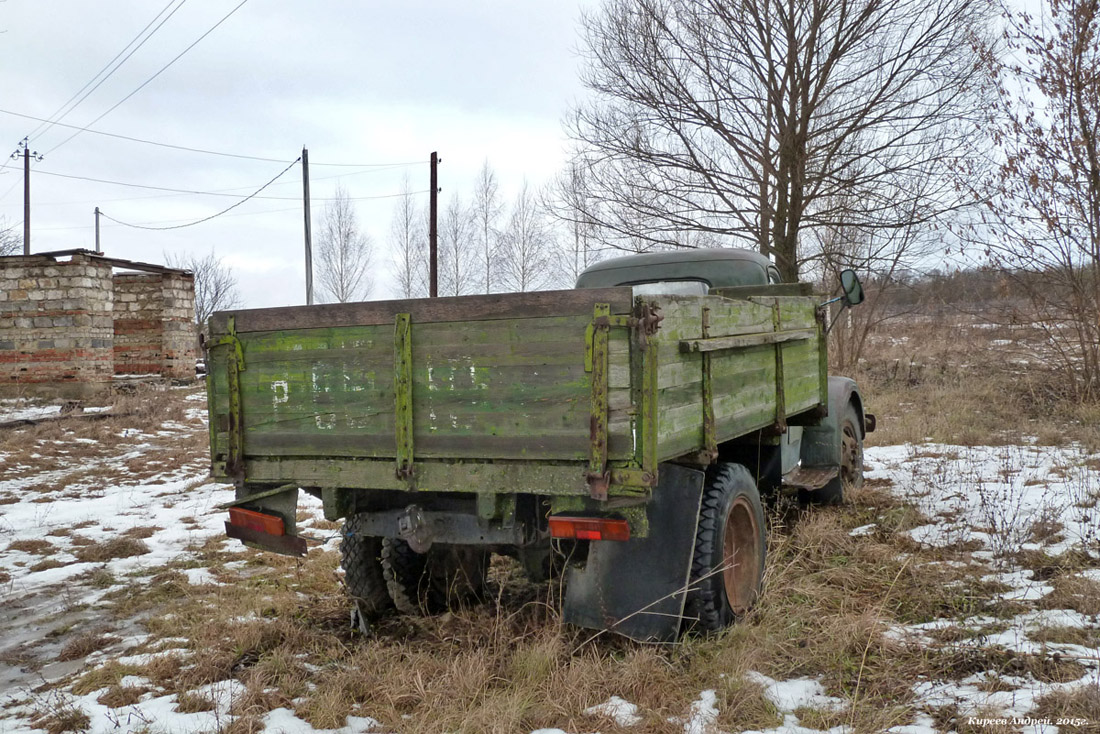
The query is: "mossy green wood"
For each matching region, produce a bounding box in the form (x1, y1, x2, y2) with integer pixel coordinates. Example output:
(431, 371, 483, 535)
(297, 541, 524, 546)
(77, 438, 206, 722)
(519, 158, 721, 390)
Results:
(643, 294, 825, 462)
(207, 289, 827, 497)
(208, 311, 633, 477)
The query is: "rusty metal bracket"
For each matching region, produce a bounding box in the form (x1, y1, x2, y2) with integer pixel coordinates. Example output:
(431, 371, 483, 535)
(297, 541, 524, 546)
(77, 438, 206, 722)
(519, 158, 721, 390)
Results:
(772, 302, 788, 434)
(698, 305, 718, 464)
(209, 316, 246, 482)
(587, 303, 611, 500)
(394, 313, 415, 486)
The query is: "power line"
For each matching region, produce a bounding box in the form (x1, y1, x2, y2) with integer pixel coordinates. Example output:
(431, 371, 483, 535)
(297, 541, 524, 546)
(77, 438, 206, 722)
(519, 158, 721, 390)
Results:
(45, 0, 251, 155)
(100, 157, 300, 230)
(2, 108, 419, 167)
(27, 0, 188, 143)
(35, 165, 411, 207)
(37, 204, 304, 231)
(0, 163, 425, 202)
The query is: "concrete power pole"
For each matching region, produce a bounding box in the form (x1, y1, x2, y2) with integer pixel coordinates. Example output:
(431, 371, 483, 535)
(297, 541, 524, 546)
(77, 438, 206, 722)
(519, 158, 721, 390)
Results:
(302, 147, 313, 306)
(11, 138, 42, 255)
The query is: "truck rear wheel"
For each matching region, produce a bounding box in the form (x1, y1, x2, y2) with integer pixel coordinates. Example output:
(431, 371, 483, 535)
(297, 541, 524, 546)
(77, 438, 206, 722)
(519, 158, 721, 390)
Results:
(802, 402, 863, 506)
(683, 463, 766, 633)
(340, 516, 394, 623)
(381, 539, 489, 614)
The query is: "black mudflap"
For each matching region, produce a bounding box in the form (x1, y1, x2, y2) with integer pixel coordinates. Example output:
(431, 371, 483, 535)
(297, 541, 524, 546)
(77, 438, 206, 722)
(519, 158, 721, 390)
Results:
(563, 463, 705, 642)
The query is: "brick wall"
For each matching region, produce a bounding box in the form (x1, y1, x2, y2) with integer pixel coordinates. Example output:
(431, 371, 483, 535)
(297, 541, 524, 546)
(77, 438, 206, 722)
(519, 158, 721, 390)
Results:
(113, 272, 197, 378)
(0, 253, 114, 398)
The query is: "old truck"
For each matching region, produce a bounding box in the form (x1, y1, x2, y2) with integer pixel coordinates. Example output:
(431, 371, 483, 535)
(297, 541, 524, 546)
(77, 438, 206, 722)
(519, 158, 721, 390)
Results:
(205, 248, 872, 642)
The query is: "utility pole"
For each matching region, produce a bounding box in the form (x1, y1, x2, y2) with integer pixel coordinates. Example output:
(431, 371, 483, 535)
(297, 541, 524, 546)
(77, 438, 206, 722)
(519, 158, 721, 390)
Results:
(11, 138, 42, 255)
(302, 146, 313, 306)
(94, 207, 101, 254)
(429, 151, 439, 298)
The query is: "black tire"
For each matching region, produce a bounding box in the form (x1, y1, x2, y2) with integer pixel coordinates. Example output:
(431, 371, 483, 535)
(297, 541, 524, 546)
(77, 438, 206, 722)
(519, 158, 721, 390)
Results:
(339, 516, 394, 621)
(381, 539, 489, 615)
(802, 402, 864, 506)
(683, 463, 766, 633)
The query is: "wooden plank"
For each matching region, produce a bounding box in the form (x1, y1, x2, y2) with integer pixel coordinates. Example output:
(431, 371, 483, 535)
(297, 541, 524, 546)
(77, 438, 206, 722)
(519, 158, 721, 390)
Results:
(243, 457, 595, 495)
(210, 287, 634, 334)
(711, 283, 814, 299)
(680, 328, 816, 353)
(704, 297, 776, 337)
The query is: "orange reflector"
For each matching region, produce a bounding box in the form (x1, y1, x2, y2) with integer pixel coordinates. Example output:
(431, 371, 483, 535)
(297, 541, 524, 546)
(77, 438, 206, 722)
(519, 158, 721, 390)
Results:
(228, 507, 286, 536)
(548, 515, 630, 542)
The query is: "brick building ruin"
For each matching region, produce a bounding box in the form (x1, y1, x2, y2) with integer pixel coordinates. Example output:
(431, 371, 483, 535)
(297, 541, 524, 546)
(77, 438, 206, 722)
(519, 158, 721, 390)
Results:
(0, 250, 197, 398)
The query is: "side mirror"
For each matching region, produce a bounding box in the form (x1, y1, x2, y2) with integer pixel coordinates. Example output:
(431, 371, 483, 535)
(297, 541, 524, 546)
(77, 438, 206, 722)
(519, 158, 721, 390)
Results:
(840, 269, 864, 307)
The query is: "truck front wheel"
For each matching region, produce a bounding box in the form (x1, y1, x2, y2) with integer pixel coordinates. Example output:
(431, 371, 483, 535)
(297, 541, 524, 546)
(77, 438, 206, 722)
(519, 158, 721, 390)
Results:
(340, 516, 394, 624)
(381, 539, 489, 614)
(683, 463, 766, 633)
(803, 402, 864, 506)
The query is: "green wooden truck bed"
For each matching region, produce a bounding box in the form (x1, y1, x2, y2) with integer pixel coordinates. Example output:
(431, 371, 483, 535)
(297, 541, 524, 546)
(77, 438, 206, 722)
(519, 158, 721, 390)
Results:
(205, 285, 826, 500)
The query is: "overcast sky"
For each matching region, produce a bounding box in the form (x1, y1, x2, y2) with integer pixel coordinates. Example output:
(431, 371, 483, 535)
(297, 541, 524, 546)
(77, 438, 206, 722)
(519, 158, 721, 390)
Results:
(0, 0, 595, 307)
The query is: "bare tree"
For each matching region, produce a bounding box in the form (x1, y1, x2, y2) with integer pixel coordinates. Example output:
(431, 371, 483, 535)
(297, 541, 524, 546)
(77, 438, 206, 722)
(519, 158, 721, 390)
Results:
(970, 0, 1100, 399)
(0, 217, 20, 256)
(498, 181, 557, 293)
(805, 169, 950, 368)
(164, 249, 242, 330)
(317, 184, 373, 303)
(548, 160, 603, 284)
(390, 176, 428, 299)
(439, 193, 477, 296)
(471, 161, 504, 293)
(567, 0, 992, 280)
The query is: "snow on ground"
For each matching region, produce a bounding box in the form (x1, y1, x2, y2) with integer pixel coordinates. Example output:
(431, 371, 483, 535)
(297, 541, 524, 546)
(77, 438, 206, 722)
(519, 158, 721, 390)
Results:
(866, 444, 1100, 732)
(1, 389, 1097, 734)
(868, 443, 1099, 559)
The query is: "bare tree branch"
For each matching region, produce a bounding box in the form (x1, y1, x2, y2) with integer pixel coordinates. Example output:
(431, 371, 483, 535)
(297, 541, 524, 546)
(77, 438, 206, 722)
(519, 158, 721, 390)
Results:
(568, 0, 993, 280)
(163, 249, 241, 331)
(390, 176, 428, 299)
(316, 184, 373, 303)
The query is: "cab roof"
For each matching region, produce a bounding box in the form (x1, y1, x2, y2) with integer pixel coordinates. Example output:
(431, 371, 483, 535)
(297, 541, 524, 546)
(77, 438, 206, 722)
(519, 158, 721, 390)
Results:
(575, 248, 777, 289)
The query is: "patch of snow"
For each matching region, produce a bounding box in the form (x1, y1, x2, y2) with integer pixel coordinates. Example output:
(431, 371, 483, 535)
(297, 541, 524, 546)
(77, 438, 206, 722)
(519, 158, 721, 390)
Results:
(745, 672, 847, 713)
(263, 707, 382, 733)
(670, 689, 719, 734)
(181, 567, 220, 586)
(848, 524, 876, 537)
(584, 695, 641, 726)
(886, 713, 939, 734)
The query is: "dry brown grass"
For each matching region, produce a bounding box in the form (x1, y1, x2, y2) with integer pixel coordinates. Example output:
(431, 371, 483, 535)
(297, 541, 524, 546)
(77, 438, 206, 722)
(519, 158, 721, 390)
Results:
(7, 539, 54, 554)
(1038, 575, 1100, 616)
(848, 315, 1100, 451)
(73, 537, 149, 563)
(57, 630, 121, 662)
(1033, 681, 1100, 722)
(72, 487, 1067, 734)
(95, 684, 147, 708)
(0, 384, 208, 493)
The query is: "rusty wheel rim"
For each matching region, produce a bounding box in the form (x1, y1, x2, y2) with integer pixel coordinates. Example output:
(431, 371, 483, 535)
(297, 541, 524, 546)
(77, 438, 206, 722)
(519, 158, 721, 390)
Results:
(840, 421, 861, 485)
(722, 495, 761, 614)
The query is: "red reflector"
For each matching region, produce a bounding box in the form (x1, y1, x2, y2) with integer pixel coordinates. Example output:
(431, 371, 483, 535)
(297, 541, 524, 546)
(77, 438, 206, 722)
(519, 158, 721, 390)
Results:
(228, 507, 286, 536)
(548, 516, 630, 542)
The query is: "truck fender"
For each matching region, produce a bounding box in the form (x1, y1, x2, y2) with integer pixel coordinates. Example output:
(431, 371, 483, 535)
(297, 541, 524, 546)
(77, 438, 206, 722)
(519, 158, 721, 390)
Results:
(799, 377, 867, 468)
(563, 463, 705, 642)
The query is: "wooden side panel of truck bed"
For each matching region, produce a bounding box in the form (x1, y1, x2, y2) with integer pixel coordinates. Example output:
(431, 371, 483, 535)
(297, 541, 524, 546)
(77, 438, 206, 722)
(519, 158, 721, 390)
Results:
(206, 287, 826, 497)
(207, 289, 636, 492)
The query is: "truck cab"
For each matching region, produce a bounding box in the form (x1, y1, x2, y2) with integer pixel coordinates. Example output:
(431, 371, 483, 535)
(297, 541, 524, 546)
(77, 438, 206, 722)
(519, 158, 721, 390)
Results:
(575, 248, 784, 290)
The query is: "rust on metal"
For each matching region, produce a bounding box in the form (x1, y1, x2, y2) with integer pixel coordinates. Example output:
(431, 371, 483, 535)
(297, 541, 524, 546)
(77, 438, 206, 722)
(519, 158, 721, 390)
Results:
(698, 305, 718, 464)
(772, 302, 787, 434)
(208, 316, 246, 482)
(781, 465, 838, 490)
(587, 303, 611, 500)
(394, 313, 416, 485)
